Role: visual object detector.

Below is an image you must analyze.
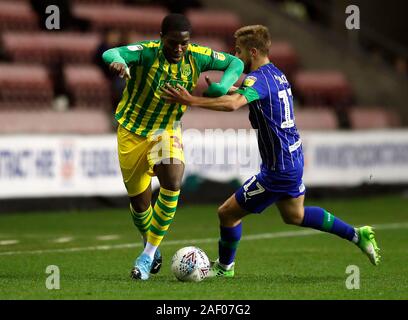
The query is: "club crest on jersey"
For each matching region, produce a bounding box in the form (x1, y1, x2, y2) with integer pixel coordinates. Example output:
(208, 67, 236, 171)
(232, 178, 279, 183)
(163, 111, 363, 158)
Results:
(127, 44, 143, 51)
(212, 51, 226, 61)
(181, 64, 191, 77)
(244, 76, 257, 87)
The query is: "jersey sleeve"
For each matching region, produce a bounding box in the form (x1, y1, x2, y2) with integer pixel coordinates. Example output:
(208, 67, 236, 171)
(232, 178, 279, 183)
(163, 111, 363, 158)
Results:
(189, 44, 236, 72)
(198, 50, 239, 72)
(236, 74, 267, 103)
(190, 44, 244, 96)
(102, 42, 145, 66)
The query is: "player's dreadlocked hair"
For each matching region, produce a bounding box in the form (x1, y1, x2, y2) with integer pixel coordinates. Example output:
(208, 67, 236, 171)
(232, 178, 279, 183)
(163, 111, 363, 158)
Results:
(161, 13, 192, 35)
(234, 25, 271, 55)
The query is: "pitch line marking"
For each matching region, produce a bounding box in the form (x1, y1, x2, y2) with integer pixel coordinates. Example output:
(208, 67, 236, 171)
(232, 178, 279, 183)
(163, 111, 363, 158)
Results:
(0, 222, 407, 256)
(0, 240, 19, 246)
(52, 237, 74, 243)
(96, 235, 120, 241)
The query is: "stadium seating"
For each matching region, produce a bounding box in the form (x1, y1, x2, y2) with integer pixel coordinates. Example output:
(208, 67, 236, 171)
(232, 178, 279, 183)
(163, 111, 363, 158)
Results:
(2, 32, 102, 65)
(190, 37, 231, 53)
(0, 1, 38, 31)
(348, 107, 401, 129)
(73, 4, 168, 33)
(126, 34, 230, 53)
(292, 71, 353, 107)
(186, 9, 241, 41)
(63, 65, 111, 108)
(0, 1, 403, 134)
(182, 107, 251, 130)
(72, 0, 124, 3)
(0, 109, 112, 134)
(295, 107, 339, 130)
(183, 105, 339, 131)
(125, 32, 160, 43)
(0, 64, 53, 108)
(269, 41, 299, 79)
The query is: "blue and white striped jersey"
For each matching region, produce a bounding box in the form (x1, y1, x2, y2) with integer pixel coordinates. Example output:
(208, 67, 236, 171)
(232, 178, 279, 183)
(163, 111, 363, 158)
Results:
(237, 63, 303, 171)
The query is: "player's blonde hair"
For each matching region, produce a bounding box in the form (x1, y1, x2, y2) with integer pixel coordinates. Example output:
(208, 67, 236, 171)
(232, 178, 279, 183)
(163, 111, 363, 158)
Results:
(234, 25, 271, 55)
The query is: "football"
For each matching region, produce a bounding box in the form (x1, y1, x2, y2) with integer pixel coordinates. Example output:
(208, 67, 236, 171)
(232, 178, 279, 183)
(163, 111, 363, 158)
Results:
(171, 246, 210, 282)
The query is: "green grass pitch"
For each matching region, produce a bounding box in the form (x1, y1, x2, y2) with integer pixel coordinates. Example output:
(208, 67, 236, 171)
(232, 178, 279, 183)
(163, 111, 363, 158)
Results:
(0, 195, 407, 300)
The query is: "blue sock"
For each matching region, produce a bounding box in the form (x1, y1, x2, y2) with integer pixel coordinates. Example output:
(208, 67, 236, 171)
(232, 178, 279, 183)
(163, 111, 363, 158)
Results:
(218, 223, 242, 266)
(302, 206, 356, 241)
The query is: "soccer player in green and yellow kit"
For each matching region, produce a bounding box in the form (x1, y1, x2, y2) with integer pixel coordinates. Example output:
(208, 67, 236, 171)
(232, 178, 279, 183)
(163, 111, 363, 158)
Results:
(102, 13, 244, 280)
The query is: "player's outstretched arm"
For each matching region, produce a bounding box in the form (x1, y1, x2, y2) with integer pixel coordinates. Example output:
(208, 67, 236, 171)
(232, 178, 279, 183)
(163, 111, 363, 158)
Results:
(205, 76, 238, 95)
(102, 45, 143, 80)
(204, 53, 244, 97)
(162, 84, 247, 112)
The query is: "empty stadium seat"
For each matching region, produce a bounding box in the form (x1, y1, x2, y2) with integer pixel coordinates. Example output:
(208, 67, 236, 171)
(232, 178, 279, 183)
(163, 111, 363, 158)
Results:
(126, 32, 160, 43)
(293, 71, 353, 107)
(193, 71, 246, 96)
(269, 41, 299, 79)
(72, 0, 124, 3)
(348, 107, 401, 129)
(182, 107, 251, 130)
(73, 4, 168, 33)
(190, 37, 230, 53)
(2, 32, 102, 65)
(0, 110, 112, 134)
(186, 10, 241, 41)
(0, 1, 38, 31)
(63, 65, 111, 108)
(295, 107, 339, 130)
(125, 34, 230, 53)
(0, 64, 53, 108)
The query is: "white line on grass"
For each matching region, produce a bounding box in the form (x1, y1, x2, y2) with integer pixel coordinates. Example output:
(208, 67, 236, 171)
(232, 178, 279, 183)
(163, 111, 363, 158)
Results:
(96, 235, 120, 241)
(0, 222, 407, 256)
(0, 240, 19, 246)
(52, 237, 74, 243)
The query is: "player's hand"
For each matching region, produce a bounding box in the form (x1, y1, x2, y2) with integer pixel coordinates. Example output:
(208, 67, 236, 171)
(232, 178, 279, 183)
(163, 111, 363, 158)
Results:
(203, 75, 228, 97)
(203, 76, 224, 97)
(162, 83, 193, 105)
(109, 62, 131, 80)
(205, 76, 212, 88)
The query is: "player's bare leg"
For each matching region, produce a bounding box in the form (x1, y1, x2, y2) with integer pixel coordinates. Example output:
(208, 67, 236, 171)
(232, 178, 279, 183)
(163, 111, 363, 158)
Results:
(276, 195, 305, 226)
(131, 159, 184, 280)
(208, 195, 250, 278)
(154, 159, 184, 191)
(129, 185, 152, 214)
(218, 194, 250, 227)
(277, 195, 381, 265)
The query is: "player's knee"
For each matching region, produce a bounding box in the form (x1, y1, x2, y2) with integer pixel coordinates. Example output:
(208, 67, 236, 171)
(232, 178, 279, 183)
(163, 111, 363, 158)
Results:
(130, 199, 150, 213)
(157, 171, 183, 191)
(282, 210, 304, 226)
(217, 204, 228, 222)
(217, 204, 235, 225)
(155, 163, 184, 191)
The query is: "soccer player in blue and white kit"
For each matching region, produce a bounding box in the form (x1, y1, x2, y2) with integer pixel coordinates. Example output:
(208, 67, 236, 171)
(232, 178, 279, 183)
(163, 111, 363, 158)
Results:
(163, 25, 381, 277)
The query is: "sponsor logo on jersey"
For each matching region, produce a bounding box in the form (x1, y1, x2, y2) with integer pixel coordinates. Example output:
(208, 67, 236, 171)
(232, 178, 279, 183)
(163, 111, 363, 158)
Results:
(127, 44, 143, 51)
(181, 64, 191, 77)
(244, 76, 257, 87)
(159, 79, 188, 90)
(212, 51, 226, 61)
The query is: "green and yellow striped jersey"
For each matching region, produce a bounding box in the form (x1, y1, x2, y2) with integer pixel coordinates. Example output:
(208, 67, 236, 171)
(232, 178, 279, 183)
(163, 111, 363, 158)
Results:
(103, 40, 240, 137)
